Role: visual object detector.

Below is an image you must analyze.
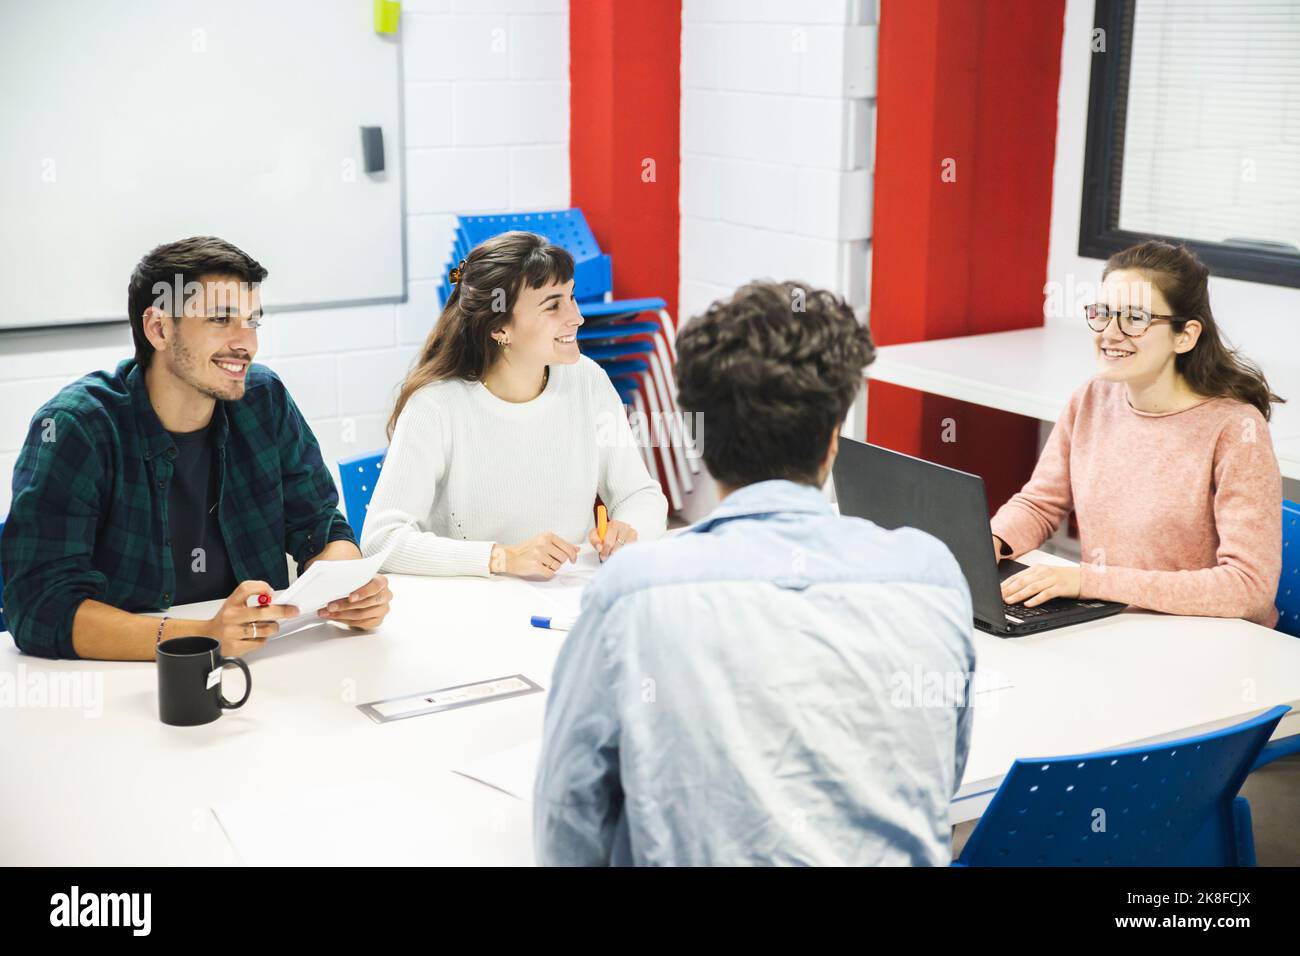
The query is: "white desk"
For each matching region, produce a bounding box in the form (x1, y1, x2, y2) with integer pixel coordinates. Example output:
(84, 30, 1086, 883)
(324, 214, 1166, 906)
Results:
(955, 554, 1300, 821)
(3, 560, 1300, 864)
(867, 325, 1300, 480)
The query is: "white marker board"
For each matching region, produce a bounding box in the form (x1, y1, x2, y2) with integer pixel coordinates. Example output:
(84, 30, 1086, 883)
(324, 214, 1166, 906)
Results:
(0, 0, 404, 330)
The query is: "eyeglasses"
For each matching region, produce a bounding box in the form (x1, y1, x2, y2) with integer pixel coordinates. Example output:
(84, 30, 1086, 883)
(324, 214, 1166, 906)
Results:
(1083, 304, 1181, 338)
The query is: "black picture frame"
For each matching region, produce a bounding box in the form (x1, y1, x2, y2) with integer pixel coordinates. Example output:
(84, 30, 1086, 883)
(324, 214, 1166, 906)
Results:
(1078, 0, 1300, 289)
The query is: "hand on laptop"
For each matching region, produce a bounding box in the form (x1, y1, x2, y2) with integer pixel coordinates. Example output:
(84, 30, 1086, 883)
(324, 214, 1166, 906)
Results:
(1000, 565, 1081, 608)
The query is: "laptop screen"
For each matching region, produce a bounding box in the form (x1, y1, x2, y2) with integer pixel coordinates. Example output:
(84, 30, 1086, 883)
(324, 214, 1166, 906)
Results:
(831, 438, 1005, 625)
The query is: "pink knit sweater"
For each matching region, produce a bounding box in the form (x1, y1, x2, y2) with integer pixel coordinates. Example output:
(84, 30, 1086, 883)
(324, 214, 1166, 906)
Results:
(990, 379, 1282, 627)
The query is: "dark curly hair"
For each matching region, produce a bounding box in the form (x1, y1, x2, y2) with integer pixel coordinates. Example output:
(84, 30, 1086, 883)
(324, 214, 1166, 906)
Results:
(675, 281, 875, 488)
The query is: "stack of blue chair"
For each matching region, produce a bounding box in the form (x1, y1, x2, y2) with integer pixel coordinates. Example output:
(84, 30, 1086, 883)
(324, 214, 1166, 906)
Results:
(438, 209, 698, 511)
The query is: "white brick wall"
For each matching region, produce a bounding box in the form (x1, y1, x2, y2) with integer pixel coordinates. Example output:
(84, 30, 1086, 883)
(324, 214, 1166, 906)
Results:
(0, 3, 570, 518)
(677, 0, 877, 517)
(678, 0, 876, 331)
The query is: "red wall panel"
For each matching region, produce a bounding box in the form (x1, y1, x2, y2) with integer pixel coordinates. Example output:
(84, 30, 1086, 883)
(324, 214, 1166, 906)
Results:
(868, 0, 1066, 511)
(570, 0, 681, 323)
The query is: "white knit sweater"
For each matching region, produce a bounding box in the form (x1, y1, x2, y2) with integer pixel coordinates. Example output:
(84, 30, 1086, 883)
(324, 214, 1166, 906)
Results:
(360, 356, 669, 577)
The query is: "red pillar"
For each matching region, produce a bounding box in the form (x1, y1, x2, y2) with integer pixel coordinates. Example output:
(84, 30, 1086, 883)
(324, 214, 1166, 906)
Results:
(569, 0, 681, 322)
(867, 0, 1065, 511)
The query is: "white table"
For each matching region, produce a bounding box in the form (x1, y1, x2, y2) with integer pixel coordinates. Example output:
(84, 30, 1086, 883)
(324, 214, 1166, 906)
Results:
(0, 574, 556, 866)
(3, 558, 1300, 864)
(867, 325, 1300, 480)
(955, 552, 1300, 821)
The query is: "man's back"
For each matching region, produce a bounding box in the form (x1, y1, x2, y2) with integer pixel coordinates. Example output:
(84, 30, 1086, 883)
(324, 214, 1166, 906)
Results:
(535, 480, 975, 866)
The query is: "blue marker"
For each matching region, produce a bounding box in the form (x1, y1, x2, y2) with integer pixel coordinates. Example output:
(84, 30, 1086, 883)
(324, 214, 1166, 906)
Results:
(531, 615, 577, 631)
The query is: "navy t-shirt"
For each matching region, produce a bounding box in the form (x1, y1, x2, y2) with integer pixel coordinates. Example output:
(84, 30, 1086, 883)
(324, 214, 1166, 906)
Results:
(167, 423, 237, 605)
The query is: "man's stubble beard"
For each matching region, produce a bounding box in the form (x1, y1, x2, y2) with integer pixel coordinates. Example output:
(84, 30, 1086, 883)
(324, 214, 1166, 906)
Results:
(168, 332, 245, 403)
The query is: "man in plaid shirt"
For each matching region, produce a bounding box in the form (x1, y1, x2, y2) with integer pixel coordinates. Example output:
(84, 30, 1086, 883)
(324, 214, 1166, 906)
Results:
(0, 237, 392, 660)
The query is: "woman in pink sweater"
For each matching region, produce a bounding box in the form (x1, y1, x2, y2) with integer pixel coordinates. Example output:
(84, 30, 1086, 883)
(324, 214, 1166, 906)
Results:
(993, 241, 1284, 627)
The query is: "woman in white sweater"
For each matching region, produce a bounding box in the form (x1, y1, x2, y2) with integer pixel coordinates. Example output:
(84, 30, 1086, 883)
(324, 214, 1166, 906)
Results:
(361, 231, 668, 578)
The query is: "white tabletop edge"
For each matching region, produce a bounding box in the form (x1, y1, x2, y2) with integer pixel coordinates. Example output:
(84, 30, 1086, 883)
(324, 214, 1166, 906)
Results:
(867, 327, 1300, 480)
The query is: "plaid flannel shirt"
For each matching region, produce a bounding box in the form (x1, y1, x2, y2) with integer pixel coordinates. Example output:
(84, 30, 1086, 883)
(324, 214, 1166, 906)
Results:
(0, 359, 355, 658)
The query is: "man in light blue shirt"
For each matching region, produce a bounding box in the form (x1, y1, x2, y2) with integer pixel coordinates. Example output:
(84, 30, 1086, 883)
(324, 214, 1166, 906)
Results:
(534, 281, 975, 866)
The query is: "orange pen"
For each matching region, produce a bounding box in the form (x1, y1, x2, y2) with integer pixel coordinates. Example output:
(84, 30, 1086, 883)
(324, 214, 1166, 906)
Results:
(596, 503, 608, 543)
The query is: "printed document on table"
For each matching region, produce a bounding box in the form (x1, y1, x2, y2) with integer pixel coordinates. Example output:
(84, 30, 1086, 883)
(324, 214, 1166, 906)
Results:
(524, 547, 601, 619)
(212, 778, 533, 865)
(452, 738, 543, 802)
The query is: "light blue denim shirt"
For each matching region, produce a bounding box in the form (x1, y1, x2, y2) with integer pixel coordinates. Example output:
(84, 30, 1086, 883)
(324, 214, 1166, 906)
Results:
(534, 479, 976, 866)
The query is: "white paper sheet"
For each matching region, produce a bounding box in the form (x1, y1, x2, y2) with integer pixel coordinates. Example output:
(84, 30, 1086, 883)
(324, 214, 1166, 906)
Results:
(523, 547, 601, 620)
(144, 600, 326, 641)
(250, 546, 390, 614)
(212, 778, 533, 866)
(146, 548, 389, 640)
(972, 669, 1014, 695)
(452, 738, 543, 802)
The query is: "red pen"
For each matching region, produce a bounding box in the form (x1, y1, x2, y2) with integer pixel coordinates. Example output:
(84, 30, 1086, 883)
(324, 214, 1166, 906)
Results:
(257, 593, 271, 606)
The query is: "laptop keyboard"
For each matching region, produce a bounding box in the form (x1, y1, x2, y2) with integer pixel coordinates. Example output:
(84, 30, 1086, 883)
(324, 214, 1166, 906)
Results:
(1002, 601, 1056, 623)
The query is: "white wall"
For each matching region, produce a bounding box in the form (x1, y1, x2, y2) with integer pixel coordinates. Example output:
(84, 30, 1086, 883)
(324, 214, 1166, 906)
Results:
(1047, 0, 1300, 361)
(677, 0, 877, 516)
(1049, 0, 1300, 501)
(678, 0, 876, 323)
(0, 0, 570, 518)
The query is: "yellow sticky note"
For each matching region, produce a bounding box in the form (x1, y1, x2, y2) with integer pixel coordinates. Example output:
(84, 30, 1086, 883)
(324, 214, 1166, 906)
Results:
(374, 0, 401, 35)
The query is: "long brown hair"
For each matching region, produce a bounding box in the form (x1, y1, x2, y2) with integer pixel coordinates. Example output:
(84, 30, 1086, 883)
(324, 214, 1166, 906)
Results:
(388, 231, 574, 437)
(1103, 240, 1284, 421)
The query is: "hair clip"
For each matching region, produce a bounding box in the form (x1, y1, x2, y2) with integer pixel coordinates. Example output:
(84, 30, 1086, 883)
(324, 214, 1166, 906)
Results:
(449, 258, 467, 285)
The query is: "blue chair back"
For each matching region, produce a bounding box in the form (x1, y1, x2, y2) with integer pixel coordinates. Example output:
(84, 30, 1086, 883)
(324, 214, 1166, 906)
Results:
(957, 704, 1289, 866)
(610, 377, 640, 404)
(1278, 499, 1300, 637)
(576, 320, 661, 342)
(583, 341, 654, 363)
(443, 209, 613, 304)
(338, 451, 386, 541)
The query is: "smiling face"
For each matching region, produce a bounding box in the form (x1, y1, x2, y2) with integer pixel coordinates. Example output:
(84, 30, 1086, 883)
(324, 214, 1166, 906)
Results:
(492, 277, 583, 367)
(1094, 268, 1186, 386)
(148, 273, 262, 402)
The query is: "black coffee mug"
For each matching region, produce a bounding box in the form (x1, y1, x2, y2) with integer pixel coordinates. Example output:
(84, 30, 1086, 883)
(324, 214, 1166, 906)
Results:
(157, 636, 251, 726)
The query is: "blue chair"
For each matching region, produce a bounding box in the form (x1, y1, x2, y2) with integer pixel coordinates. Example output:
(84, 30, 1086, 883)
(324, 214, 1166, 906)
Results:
(443, 209, 612, 305)
(338, 451, 386, 541)
(956, 705, 1289, 866)
(584, 340, 695, 501)
(576, 320, 661, 343)
(1250, 506, 1300, 762)
(1277, 499, 1300, 638)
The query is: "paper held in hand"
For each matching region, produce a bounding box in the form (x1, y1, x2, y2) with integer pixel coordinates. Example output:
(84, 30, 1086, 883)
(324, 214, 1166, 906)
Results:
(244, 545, 390, 613)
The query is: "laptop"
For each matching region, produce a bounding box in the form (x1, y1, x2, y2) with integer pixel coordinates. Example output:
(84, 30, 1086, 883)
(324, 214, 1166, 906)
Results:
(831, 438, 1126, 636)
